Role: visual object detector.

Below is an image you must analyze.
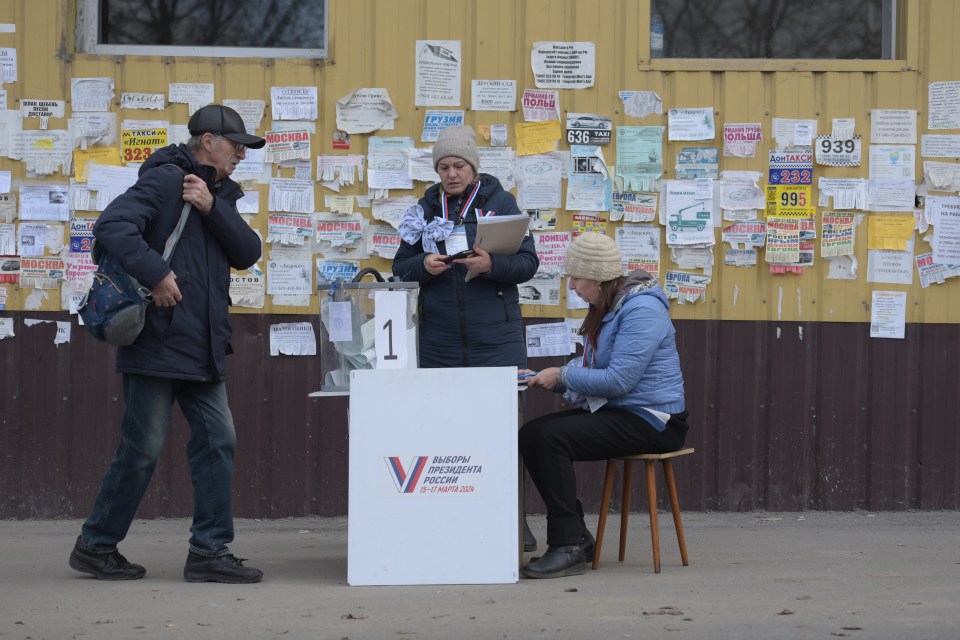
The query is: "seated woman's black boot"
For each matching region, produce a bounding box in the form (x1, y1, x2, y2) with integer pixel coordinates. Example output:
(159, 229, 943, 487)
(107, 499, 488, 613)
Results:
(529, 498, 595, 564)
(520, 544, 586, 578)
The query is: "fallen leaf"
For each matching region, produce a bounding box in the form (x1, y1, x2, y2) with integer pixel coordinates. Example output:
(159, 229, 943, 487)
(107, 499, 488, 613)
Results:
(340, 613, 368, 620)
(564, 588, 578, 593)
(778, 609, 795, 616)
(842, 626, 864, 631)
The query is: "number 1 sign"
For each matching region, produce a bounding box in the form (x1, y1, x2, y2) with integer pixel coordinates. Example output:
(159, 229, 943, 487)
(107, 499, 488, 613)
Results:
(374, 290, 410, 369)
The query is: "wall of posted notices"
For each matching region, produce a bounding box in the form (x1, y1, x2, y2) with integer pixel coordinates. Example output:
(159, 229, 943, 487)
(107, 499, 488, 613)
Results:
(0, 1, 959, 353)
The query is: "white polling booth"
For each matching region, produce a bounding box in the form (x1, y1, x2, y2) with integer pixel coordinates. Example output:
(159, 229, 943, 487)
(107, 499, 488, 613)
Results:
(347, 367, 519, 585)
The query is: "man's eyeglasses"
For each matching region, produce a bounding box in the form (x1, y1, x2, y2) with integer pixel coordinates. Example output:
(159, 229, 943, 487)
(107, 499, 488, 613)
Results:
(214, 135, 247, 154)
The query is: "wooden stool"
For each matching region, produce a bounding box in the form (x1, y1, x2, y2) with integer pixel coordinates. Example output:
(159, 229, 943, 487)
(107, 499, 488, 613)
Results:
(592, 448, 694, 573)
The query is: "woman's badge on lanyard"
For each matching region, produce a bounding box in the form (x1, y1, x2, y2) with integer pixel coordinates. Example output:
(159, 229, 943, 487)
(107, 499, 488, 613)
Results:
(445, 227, 468, 255)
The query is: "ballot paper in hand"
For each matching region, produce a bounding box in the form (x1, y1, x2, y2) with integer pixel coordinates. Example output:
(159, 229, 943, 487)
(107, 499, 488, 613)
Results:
(468, 213, 531, 281)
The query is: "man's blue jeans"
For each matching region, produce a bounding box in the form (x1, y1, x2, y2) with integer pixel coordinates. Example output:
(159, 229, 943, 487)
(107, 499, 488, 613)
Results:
(80, 374, 237, 557)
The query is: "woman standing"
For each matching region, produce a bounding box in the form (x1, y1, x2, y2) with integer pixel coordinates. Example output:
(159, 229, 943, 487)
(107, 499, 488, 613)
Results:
(519, 232, 688, 578)
(393, 125, 539, 368)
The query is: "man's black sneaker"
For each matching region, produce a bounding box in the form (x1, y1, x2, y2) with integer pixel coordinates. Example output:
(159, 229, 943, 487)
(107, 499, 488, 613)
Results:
(183, 552, 263, 584)
(69, 536, 146, 580)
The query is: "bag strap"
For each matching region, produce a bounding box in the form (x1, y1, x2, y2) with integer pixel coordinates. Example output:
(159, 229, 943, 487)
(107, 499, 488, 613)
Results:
(161, 201, 192, 263)
(156, 163, 191, 264)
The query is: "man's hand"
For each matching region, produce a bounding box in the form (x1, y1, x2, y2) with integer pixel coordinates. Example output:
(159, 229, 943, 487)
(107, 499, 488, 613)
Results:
(182, 174, 214, 213)
(151, 271, 182, 307)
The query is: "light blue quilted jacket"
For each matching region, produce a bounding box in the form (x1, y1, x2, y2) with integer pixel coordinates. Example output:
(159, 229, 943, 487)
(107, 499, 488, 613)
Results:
(563, 272, 686, 420)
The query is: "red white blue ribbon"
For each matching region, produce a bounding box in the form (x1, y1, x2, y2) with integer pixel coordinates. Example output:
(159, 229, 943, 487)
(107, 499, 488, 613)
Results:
(440, 180, 482, 223)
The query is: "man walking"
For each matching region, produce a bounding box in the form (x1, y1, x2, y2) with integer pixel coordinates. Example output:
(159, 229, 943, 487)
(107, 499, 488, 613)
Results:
(69, 105, 265, 583)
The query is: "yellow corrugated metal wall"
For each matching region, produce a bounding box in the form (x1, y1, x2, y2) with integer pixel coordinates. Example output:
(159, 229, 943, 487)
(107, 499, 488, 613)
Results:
(1, 0, 957, 323)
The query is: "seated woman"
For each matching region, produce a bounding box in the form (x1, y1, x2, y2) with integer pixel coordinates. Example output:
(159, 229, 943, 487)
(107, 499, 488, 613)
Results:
(519, 232, 689, 579)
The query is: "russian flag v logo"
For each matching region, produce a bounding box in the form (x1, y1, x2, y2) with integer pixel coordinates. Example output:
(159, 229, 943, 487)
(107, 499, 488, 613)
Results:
(384, 456, 428, 493)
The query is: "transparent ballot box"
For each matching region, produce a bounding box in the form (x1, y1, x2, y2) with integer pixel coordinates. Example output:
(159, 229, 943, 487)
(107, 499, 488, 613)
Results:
(318, 275, 419, 392)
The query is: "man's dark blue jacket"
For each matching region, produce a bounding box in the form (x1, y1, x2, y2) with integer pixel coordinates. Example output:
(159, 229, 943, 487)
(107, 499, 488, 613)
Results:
(92, 143, 261, 382)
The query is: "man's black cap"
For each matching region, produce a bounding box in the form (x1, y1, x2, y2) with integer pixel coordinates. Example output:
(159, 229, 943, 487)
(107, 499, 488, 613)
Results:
(188, 104, 266, 149)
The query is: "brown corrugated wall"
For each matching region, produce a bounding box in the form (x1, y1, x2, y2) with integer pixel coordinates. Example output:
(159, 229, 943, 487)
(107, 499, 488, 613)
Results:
(3, 314, 958, 518)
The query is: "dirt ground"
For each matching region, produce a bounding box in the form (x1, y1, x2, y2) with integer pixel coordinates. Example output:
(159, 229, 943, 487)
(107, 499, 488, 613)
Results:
(1, 511, 958, 640)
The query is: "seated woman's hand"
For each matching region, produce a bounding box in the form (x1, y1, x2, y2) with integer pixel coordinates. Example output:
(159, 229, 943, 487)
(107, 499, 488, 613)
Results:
(527, 366, 561, 391)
